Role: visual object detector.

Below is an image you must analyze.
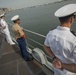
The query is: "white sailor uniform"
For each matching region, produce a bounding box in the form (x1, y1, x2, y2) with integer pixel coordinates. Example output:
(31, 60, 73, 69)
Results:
(0, 18, 15, 45)
(44, 4, 76, 75)
(44, 26, 76, 75)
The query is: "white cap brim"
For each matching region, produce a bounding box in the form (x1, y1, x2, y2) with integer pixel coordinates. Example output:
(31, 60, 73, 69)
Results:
(0, 14, 5, 18)
(55, 4, 76, 17)
(11, 15, 19, 21)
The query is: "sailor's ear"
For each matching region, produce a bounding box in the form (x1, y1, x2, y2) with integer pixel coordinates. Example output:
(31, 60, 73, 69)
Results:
(70, 17, 74, 24)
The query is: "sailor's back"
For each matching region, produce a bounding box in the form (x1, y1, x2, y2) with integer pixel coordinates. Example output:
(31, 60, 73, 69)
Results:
(44, 26, 76, 75)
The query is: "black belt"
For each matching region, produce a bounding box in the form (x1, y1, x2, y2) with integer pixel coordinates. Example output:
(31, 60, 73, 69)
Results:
(17, 37, 24, 40)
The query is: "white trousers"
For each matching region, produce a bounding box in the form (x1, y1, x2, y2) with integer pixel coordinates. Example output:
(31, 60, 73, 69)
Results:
(3, 28, 14, 45)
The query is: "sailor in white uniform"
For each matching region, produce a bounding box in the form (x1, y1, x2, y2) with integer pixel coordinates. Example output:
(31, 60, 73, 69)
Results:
(0, 14, 15, 45)
(44, 4, 76, 75)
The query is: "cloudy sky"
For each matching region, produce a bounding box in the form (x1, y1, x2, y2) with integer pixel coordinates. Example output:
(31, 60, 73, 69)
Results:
(0, 0, 62, 9)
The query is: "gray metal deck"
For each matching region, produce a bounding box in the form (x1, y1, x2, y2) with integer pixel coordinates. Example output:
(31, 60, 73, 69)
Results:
(0, 33, 53, 75)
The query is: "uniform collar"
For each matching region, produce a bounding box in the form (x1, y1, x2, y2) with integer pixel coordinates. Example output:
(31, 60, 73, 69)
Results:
(14, 23, 19, 26)
(1, 19, 5, 21)
(57, 26, 70, 31)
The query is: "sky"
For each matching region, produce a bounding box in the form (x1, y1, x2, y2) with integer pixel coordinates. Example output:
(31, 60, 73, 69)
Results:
(0, 0, 62, 9)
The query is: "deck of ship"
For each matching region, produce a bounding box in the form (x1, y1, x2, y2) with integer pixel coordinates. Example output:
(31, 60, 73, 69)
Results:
(0, 32, 53, 75)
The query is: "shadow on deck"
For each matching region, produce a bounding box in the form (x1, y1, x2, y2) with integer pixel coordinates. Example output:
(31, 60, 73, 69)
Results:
(0, 33, 53, 75)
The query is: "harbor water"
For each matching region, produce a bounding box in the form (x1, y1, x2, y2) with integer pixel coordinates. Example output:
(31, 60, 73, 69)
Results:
(6, 0, 76, 50)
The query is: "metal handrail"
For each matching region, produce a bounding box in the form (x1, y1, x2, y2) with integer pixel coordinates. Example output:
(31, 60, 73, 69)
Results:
(9, 28, 44, 47)
(27, 37, 44, 46)
(27, 43, 35, 49)
(8, 22, 46, 38)
(8, 22, 53, 63)
(8, 22, 46, 47)
(24, 29, 46, 38)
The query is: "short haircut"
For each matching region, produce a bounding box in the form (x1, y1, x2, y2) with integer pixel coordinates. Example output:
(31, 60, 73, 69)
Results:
(59, 14, 75, 23)
(13, 20, 16, 23)
(13, 19, 20, 23)
(1, 16, 5, 18)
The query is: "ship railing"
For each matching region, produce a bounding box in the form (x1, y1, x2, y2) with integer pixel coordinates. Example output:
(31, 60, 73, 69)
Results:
(8, 22, 54, 71)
